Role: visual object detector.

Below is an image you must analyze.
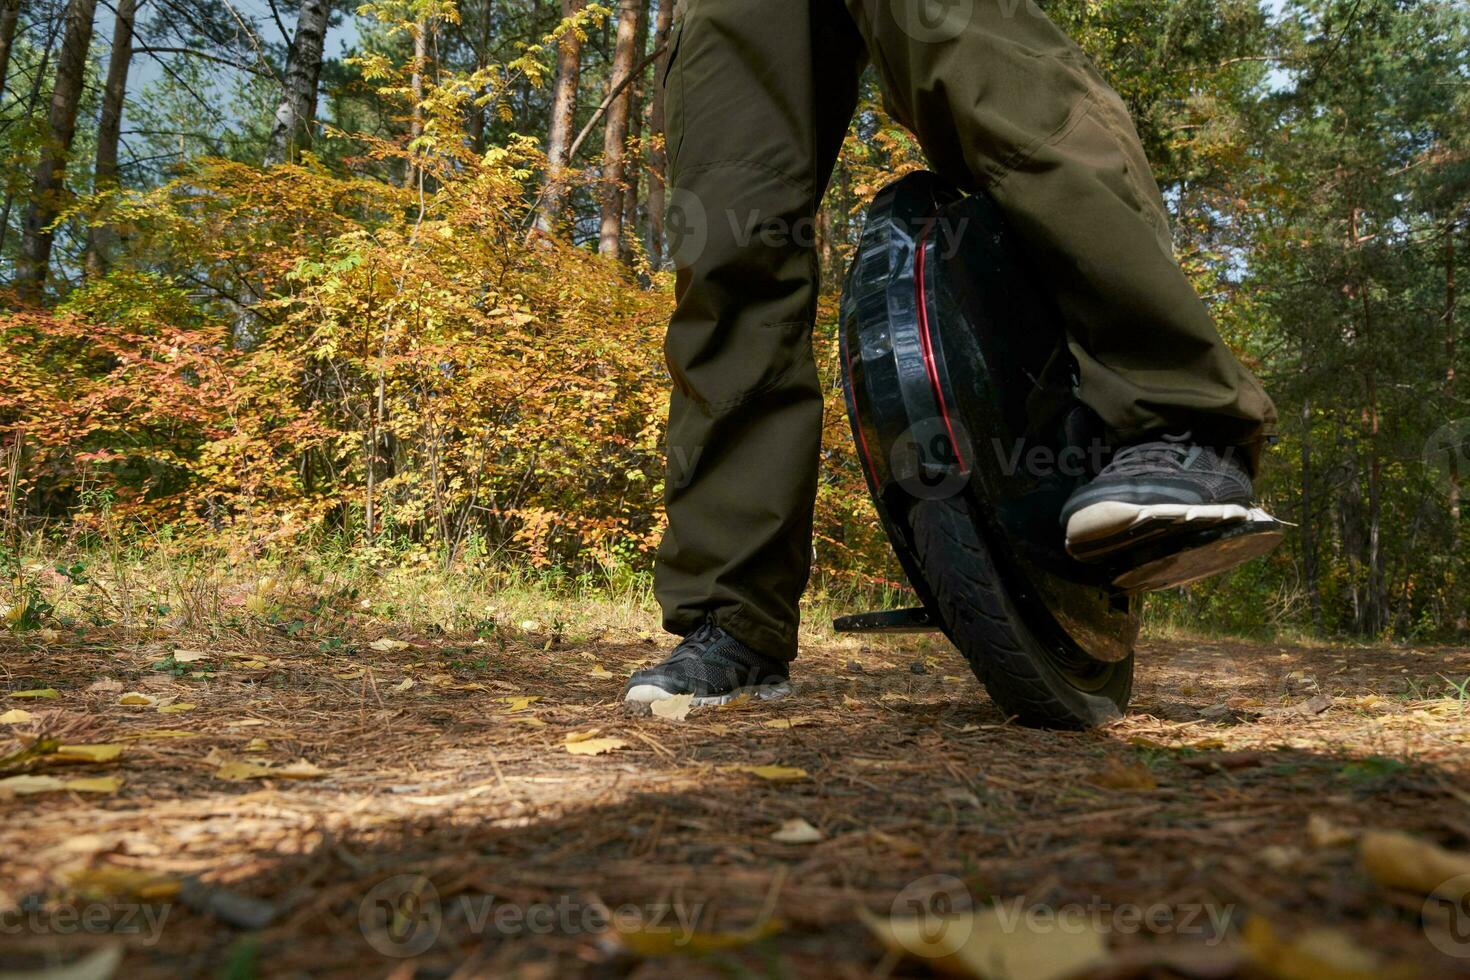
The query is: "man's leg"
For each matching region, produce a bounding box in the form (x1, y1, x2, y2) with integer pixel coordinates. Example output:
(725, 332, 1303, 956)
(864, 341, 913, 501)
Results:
(844, 0, 1277, 470)
(651, 0, 866, 662)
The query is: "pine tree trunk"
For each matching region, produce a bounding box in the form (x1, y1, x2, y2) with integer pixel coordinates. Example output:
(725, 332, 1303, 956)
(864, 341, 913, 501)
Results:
(619, 0, 650, 265)
(86, 0, 136, 278)
(16, 0, 98, 302)
(0, 0, 21, 105)
(598, 0, 641, 257)
(536, 0, 586, 235)
(264, 0, 330, 166)
(645, 0, 673, 268)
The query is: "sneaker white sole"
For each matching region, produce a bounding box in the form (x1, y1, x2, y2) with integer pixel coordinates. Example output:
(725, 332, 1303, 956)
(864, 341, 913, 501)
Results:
(1066, 501, 1260, 557)
(624, 682, 793, 706)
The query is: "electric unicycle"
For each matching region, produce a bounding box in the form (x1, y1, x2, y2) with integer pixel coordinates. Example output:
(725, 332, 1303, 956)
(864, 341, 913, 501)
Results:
(835, 173, 1282, 728)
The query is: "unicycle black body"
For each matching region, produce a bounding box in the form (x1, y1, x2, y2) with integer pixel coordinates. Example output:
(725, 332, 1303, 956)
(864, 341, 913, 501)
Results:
(835, 173, 1142, 727)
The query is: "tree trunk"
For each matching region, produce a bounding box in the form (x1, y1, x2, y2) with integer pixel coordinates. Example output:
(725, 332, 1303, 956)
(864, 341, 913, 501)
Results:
(618, 0, 650, 264)
(466, 0, 494, 153)
(0, 0, 21, 105)
(1446, 218, 1465, 632)
(16, 0, 98, 302)
(264, 0, 330, 166)
(404, 17, 431, 189)
(1300, 395, 1322, 632)
(645, 0, 673, 268)
(86, 0, 137, 278)
(598, 0, 641, 257)
(536, 0, 587, 235)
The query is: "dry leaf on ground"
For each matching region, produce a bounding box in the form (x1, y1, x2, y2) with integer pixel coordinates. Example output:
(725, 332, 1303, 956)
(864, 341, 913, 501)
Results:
(771, 818, 822, 844)
(651, 694, 693, 721)
(730, 765, 808, 781)
(0, 709, 35, 724)
(565, 737, 628, 756)
(863, 906, 1108, 980)
(10, 688, 60, 700)
(1360, 830, 1470, 897)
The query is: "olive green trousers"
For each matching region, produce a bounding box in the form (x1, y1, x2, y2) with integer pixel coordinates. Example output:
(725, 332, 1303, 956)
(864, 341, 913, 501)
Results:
(654, 0, 1277, 660)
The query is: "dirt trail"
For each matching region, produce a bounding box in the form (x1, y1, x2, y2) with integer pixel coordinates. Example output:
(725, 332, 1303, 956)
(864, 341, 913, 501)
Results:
(2, 624, 1469, 977)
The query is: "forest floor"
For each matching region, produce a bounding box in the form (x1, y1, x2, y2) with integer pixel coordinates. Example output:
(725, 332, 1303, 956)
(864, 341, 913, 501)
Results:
(3, 590, 1470, 978)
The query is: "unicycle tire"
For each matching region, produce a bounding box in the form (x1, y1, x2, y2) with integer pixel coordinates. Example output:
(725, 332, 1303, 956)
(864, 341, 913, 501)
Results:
(909, 496, 1133, 729)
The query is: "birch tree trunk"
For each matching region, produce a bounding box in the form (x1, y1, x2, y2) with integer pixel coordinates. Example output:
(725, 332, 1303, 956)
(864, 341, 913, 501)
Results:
(535, 0, 586, 234)
(16, 0, 98, 302)
(264, 0, 330, 166)
(598, 0, 641, 257)
(645, 0, 674, 268)
(86, 0, 137, 278)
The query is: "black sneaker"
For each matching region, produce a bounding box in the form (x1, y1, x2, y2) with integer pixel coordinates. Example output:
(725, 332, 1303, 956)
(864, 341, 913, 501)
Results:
(1061, 432, 1274, 563)
(624, 623, 792, 706)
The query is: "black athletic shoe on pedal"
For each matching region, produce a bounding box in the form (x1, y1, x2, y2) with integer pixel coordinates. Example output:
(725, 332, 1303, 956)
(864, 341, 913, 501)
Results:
(624, 623, 792, 706)
(1061, 432, 1278, 571)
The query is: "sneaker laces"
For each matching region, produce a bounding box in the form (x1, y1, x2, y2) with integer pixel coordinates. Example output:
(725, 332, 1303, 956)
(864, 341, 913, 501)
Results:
(663, 622, 719, 666)
(1106, 431, 1203, 476)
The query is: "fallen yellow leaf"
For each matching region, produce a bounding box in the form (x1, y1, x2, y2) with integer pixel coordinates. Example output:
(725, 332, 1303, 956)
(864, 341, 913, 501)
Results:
(499, 695, 541, 712)
(1240, 916, 1403, 980)
(1360, 830, 1470, 897)
(171, 649, 209, 663)
(10, 688, 59, 700)
(245, 738, 268, 751)
(651, 694, 694, 721)
(510, 716, 547, 727)
(66, 776, 122, 793)
(618, 918, 782, 956)
(158, 702, 197, 714)
(369, 637, 410, 652)
(216, 758, 326, 781)
(732, 765, 808, 781)
(1307, 813, 1356, 849)
(771, 818, 823, 844)
(0, 774, 121, 796)
(1087, 759, 1157, 791)
(0, 774, 66, 795)
(68, 866, 180, 901)
(118, 692, 156, 706)
(565, 737, 628, 756)
(0, 708, 34, 724)
(762, 716, 816, 730)
(121, 729, 198, 740)
(55, 744, 124, 763)
(863, 905, 1108, 980)
(588, 664, 614, 678)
